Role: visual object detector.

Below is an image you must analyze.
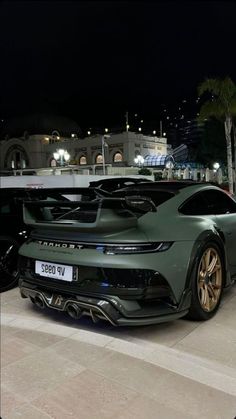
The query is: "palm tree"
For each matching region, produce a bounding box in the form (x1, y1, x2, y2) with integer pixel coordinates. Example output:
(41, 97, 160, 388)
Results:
(198, 77, 236, 194)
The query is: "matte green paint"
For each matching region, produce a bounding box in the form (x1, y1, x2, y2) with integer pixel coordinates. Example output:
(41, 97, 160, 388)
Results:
(19, 183, 236, 316)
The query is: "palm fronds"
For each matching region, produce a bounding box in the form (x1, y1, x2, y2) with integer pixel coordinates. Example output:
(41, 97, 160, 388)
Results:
(198, 100, 224, 121)
(198, 76, 236, 194)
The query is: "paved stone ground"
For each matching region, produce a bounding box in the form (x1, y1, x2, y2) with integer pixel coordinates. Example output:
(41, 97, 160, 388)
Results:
(1, 285, 236, 419)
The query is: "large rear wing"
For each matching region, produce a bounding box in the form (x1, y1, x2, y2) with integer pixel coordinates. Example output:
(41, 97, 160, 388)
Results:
(23, 196, 156, 233)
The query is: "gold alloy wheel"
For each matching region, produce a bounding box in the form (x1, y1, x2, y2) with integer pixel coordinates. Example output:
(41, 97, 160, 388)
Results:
(197, 247, 223, 312)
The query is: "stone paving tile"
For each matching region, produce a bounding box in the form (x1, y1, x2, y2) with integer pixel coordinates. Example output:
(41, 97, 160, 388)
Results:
(1, 287, 19, 301)
(1, 324, 22, 338)
(12, 327, 67, 349)
(88, 351, 169, 398)
(35, 321, 78, 338)
(173, 320, 236, 368)
(5, 317, 44, 330)
(70, 328, 114, 346)
(1, 334, 40, 367)
(113, 319, 202, 348)
(150, 367, 236, 419)
(88, 351, 236, 418)
(114, 395, 195, 419)
(5, 403, 52, 419)
(175, 342, 236, 370)
(48, 337, 114, 368)
(2, 284, 236, 419)
(2, 348, 85, 402)
(1, 301, 26, 316)
(1, 387, 26, 418)
(32, 369, 138, 419)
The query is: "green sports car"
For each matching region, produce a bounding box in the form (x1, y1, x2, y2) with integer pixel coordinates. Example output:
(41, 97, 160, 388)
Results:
(18, 181, 236, 326)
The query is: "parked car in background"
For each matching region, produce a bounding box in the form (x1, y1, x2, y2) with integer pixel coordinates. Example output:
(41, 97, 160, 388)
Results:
(18, 181, 236, 325)
(0, 187, 105, 292)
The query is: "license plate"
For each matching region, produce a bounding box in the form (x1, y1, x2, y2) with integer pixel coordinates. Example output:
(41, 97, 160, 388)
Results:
(35, 260, 73, 282)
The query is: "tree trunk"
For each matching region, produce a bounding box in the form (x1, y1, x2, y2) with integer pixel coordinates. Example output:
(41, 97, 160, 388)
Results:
(224, 116, 234, 194)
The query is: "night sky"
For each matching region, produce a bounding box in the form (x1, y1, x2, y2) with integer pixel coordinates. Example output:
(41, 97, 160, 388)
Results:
(1, 0, 236, 128)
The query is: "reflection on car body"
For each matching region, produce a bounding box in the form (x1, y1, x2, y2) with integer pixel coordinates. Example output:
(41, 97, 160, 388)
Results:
(18, 181, 236, 325)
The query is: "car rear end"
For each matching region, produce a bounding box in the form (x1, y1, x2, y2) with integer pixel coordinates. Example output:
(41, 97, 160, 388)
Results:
(18, 193, 191, 325)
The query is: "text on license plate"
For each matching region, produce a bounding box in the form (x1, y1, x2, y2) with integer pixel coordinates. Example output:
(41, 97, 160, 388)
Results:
(35, 260, 73, 282)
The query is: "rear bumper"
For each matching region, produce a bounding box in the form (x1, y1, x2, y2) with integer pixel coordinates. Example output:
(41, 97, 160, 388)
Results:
(19, 279, 191, 326)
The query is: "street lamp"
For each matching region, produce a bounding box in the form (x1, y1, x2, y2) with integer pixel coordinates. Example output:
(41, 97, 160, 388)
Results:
(134, 155, 144, 167)
(101, 135, 110, 175)
(213, 162, 220, 171)
(53, 149, 70, 166)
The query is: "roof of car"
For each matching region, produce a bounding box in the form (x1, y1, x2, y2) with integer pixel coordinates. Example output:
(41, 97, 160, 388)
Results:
(113, 180, 207, 194)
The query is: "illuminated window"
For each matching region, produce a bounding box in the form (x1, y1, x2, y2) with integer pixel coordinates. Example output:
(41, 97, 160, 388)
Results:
(113, 152, 123, 162)
(79, 156, 87, 165)
(96, 154, 103, 164)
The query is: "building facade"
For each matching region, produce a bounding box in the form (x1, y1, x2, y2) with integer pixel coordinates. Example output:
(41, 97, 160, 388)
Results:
(0, 114, 168, 170)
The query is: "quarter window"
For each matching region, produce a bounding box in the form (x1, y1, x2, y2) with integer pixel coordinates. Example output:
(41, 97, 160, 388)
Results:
(179, 193, 208, 215)
(203, 190, 236, 214)
(179, 190, 236, 215)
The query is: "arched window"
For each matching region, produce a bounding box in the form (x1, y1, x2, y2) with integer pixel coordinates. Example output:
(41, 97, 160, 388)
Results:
(79, 155, 87, 165)
(52, 130, 60, 137)
(96, 154, 103, 164)
(113, 152, 123, 162)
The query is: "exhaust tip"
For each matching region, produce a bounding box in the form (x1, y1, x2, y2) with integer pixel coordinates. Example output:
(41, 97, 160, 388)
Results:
(66, 303, 82, 319)
(34, 294, 45, 309)
(90, 309, 100, 323)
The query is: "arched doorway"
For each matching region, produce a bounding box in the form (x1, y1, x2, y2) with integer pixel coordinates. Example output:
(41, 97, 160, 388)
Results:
(4, 145, 29, 169)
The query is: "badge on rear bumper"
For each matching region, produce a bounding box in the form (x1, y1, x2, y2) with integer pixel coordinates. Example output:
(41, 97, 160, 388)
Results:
(51, 294, 64, 308)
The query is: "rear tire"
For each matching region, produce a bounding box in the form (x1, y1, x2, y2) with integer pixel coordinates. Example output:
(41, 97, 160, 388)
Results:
(188, 242, 224, 320)
(0, 238, 20, 292)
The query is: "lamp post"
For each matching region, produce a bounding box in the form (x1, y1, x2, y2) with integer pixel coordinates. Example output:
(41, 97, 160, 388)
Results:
(53, 149, 70, 166)
(134, 155, 144, 167)
(213, 162, 222, 184)
(101, 135, 110, 175)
